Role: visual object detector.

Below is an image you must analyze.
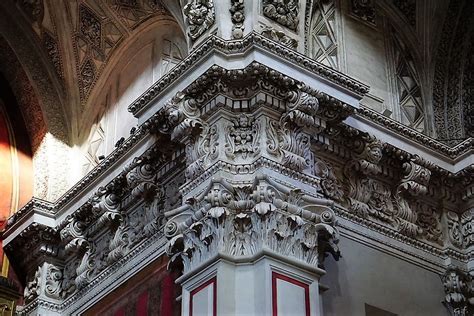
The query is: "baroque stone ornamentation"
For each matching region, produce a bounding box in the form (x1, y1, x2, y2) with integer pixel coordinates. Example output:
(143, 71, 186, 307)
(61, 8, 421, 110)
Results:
(166, 176, 340, 273)
(230, 0, 245, 39)
(3, 27, 474, 314)
(262, 0, 299, 31)
(261, 26, 298, 48)
(183, 0, 215, 41)
(225, 114, 260, 160)
(442, 268, 474, 316)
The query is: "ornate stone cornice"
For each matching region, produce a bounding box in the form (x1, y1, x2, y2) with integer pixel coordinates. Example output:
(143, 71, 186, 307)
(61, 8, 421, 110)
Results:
(357, 106, 474, 159)
(127, 32, 370, 115)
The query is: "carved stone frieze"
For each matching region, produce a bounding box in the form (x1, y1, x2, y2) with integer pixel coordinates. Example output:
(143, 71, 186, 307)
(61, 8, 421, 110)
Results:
(262, 0, 299, 31)
(183, 0, 215, 41)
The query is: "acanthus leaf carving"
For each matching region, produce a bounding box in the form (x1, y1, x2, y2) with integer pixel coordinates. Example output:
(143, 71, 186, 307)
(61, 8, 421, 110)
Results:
(165, 176, 340, 274)
(393, 156, 432, 239)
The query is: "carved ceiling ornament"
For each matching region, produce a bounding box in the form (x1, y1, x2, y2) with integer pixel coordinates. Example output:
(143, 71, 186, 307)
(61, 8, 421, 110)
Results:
(262, 0, 300, 31)
(432, 1, 474, 144)
(183, 0, 215, 41)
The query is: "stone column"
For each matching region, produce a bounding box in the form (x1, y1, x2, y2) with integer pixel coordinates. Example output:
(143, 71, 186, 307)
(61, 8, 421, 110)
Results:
(160, 65, 347, 315)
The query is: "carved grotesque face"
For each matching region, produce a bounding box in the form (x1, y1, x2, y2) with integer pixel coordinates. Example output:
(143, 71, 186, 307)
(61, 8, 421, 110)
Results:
(238, 115, 249, 128)
(367, 145, 382, 163)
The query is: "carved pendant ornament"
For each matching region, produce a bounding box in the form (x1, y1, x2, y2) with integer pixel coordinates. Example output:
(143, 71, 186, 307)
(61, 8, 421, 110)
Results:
(183, 0, 215, 40)
(230, 0, 245, 39)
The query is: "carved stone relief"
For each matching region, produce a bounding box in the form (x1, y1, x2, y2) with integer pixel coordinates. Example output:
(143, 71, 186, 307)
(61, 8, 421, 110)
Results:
(262, 0, 299, 31)
(442, 268, 474, 316)
(261, 25, 298, 49)
(230, 0, 245, 39)
(183, 0, 215, 40)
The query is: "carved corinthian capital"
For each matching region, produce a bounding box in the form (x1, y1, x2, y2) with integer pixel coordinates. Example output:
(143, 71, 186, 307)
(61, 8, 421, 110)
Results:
(166, 176, 340, 274)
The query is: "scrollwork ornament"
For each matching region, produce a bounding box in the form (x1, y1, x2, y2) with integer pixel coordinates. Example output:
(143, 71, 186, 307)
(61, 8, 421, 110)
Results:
(45, 264, 65, 299)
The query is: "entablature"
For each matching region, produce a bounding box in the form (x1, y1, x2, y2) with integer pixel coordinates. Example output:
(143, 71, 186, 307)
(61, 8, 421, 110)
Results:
(2, 32, 473, 315)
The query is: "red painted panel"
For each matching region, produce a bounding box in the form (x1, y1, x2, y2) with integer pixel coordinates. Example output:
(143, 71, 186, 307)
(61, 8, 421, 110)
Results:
(136, 290, 149, 316)
(189, 277, 217, 316)
(0, 110, 13, 222)
(114, 308, 125, 316)
(272, 272, 310, 316)
(160, 273, 174, 315)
